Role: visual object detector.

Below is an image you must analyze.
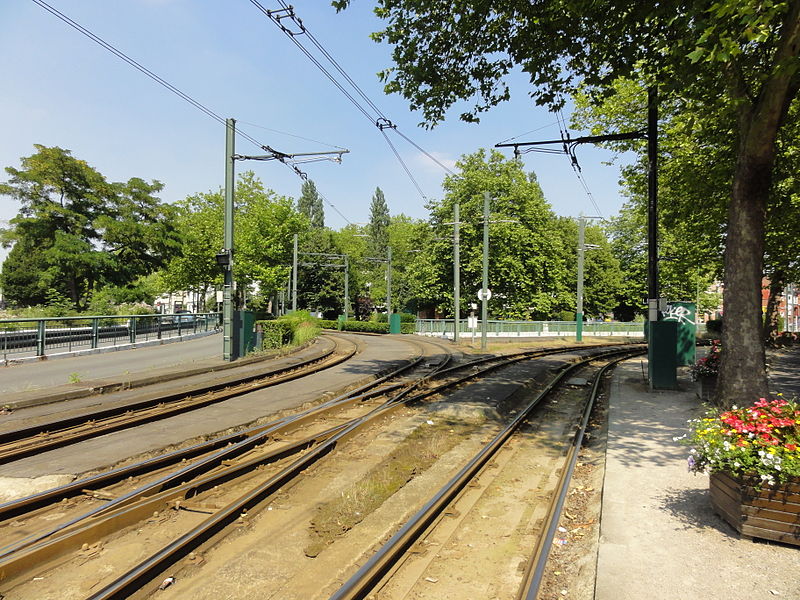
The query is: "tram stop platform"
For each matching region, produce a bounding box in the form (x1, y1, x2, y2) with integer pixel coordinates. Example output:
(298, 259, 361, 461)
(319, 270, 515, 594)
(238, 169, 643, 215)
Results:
(597, 352, 800, 600)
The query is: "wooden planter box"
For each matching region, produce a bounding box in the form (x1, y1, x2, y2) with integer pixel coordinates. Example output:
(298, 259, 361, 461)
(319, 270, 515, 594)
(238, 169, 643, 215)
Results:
(710, 471, 800, 546)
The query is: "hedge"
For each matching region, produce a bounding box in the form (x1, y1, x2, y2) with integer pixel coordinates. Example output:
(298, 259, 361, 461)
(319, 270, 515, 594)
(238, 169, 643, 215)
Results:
(318, 319, 415, 334)
(259, 320, 294, 349)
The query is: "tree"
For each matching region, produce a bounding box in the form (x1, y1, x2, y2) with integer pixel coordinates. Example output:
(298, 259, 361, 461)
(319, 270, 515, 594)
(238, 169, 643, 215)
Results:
(417, 149, 568, 319)
(298, 180, 325, 228)
(550, 217, 623, 319)
(368, 187, 390, 255)
(163, 172, 305, 310)
(0, 145, 178, 309)
(335, 0, 800, 405)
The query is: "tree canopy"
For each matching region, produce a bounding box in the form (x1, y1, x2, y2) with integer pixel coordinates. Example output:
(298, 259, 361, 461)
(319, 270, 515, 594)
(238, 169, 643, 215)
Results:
(0, 145, 180, 309)
(334, 0, 800, 406)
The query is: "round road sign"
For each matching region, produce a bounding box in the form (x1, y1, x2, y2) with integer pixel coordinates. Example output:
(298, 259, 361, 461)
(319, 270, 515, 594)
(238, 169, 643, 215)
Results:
(477, 288, 492, 301)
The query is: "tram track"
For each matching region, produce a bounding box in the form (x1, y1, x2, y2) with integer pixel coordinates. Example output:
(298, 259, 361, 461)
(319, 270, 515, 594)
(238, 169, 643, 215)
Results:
(328, 347, 641, 600)
(0, 340, 641, 599)
(0, 334, 363, 464)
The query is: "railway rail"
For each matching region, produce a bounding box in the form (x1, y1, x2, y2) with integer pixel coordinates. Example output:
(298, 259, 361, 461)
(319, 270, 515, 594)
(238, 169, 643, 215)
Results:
(0, 334, 363, 464)
(0, 338, 641, 599)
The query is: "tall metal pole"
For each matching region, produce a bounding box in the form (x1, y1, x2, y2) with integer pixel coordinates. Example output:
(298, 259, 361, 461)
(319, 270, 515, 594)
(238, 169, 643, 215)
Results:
(344, 255, 349, 321)
(453, 202, 460, 343)
(576, 215, 586, 342)
(481, 192, 490, 351)
(223, 118, 235, 361)
(386, 246, 392, 315)
(292, 233, 298, 312)
(647, 86, 659, 318)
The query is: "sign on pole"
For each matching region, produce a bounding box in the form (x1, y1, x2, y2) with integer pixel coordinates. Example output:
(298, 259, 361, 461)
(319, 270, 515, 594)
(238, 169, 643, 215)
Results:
(477, 288, 492, 301)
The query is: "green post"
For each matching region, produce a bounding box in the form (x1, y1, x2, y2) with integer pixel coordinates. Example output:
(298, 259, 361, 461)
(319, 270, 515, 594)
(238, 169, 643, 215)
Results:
(91, 318, 99, 349)
(36, 320, 46, 356)
(223, 118, 236, 361)
(576, 215, 585, 342)
(453, 202, 460, 343)
(389, 313, 401, 334)
(386, 246, 392, 317)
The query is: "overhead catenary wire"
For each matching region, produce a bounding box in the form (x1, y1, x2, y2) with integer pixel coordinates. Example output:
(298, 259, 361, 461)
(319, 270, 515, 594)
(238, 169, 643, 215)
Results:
(29, 0, 353, 188)
(557, 108, 604, 218)
(251, 0, 455, 198)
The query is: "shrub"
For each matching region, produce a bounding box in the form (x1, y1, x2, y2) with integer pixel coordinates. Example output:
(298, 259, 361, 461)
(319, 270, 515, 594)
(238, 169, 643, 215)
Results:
(259, 320, 294, 349)
(555, 310, 576, 322)
(258, 311, 321, 349)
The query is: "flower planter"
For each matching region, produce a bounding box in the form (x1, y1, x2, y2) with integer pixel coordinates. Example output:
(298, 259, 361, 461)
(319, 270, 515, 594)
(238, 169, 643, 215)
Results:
(699, 374, 718, 401)
(709, 471, 800, 546)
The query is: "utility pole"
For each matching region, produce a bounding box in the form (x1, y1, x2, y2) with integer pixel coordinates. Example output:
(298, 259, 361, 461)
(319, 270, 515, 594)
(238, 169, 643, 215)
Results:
(344, 255, 349, 321)
(481, 192, 490, 352)
(292, 233, 298, 312)
(647, 86, 659, 320)
(576, 215, 586, 342)
(453, 202, 460, 343)
(222, 118, 235, 361)
(386, 246, 392, 315)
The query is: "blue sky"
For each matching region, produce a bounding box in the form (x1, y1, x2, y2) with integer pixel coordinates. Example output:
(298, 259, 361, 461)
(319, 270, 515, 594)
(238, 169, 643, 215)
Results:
(0, 0, 634, 264)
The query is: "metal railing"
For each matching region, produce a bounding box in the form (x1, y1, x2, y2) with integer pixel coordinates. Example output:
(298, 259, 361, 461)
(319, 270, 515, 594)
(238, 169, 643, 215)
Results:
(0, 313, 221, 360)
(415, 319, 646, 338)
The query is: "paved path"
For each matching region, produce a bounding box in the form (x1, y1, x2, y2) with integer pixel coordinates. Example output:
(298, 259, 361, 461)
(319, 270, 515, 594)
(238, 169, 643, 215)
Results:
(596, 359, 800, 600)
(0, 333, 223, 395)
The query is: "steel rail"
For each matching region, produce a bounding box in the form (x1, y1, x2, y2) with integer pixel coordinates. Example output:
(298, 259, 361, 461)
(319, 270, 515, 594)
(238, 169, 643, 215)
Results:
(516, 352, 635, 600)
(0, 341, 436, 538)
(0, 337, 358, 464)
(328, 347, 643, 600)
(78, 345, 627, 600)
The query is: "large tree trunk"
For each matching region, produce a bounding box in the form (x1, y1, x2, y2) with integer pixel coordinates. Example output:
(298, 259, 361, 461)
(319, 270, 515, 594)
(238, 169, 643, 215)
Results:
(715, 3, 800, 407)
(716, 154, 770, 406)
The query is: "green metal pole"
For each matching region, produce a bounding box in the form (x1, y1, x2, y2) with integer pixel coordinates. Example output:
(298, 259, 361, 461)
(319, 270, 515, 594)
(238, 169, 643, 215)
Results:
(386, 246, 392, 315)
(223, 118, 235, 361)
(292, 233, 298, 313)
(453, 202, 460, 343)
(481, 192, 489, 352)
(576, 215, 585, 342)
(344, 255, 349, 321)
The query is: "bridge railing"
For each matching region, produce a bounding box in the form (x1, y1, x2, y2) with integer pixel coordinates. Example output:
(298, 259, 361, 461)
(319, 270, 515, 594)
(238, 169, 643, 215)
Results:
(0, 313, 222, 360)
(415, 319, 646, 338)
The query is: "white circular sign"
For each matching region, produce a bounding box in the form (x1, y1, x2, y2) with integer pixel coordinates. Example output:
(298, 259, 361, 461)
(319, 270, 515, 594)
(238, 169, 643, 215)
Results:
(477, 288, 492, 301)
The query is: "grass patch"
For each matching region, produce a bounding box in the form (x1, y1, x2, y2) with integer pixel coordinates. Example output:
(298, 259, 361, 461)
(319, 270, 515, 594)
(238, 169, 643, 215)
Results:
(305, 420, 473, 557)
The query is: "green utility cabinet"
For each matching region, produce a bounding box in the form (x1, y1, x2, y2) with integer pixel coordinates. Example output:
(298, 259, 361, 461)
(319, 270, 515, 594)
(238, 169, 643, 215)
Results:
(648, 320, 678, 390)
(234, 310, 262, 359)
(389, 313, 402, 334)
(662, 301, 697, 366)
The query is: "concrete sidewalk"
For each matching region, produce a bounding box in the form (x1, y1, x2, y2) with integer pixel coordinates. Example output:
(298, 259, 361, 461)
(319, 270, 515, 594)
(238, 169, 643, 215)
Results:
(596, 360, 800, 600)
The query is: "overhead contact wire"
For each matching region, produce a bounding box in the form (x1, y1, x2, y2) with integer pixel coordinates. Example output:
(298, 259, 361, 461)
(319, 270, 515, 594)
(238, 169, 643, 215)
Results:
(253, 0, 449, 197)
